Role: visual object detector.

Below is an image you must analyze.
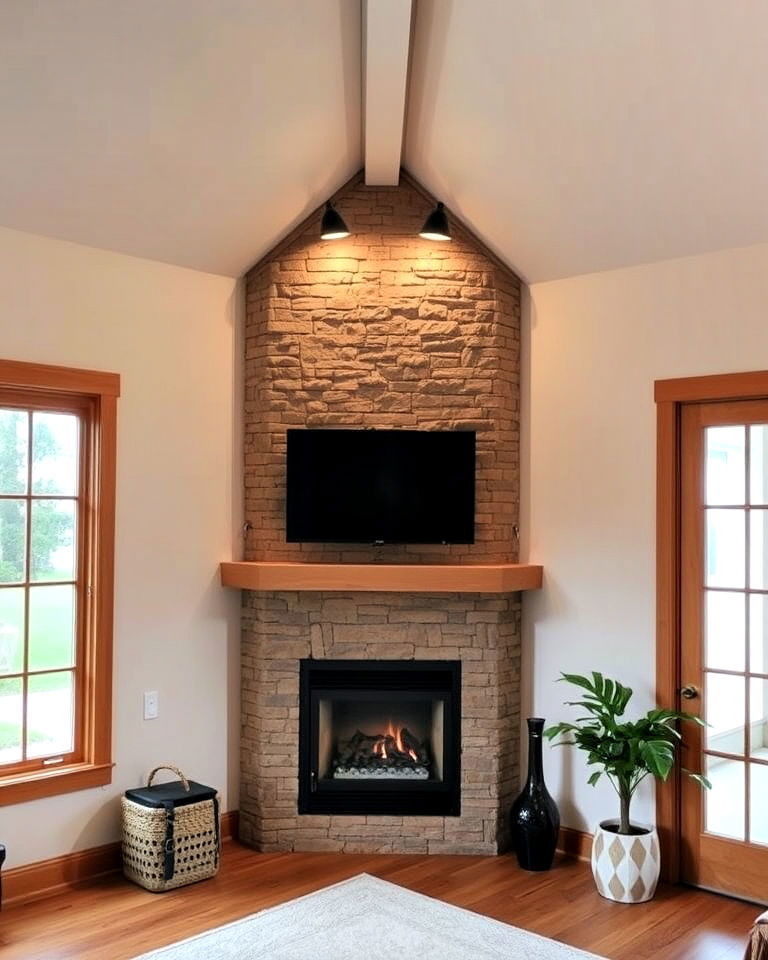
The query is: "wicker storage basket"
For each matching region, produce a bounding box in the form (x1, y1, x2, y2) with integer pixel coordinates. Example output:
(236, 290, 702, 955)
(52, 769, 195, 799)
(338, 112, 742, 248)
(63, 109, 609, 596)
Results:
(121, 765, 220, 892)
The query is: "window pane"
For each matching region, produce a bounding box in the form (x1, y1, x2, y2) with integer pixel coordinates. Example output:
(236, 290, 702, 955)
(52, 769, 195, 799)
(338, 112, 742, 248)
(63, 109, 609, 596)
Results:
(28, 584, 75, 671)
(0, 587, 25, 675)
(30, 500, 76, 582)
(750, 425, 768, 506)
(706, 426, 745, 505)
(750, 677, 768, 758)
(26, 671, 74, 758)
(705, 590, 745, 672)
(750, 594, 768, 674)
(705, 755, 745, 840)
(0, 409, 28, 494)
(0, 499, 27, 583)
(750, 510, 768, 590)
(706, 509, 745, 588)
(750, 763, 768, 846)
(706, 672, 745, 755)
(0, 676, 22, 764)
(31, 412, 78, 496)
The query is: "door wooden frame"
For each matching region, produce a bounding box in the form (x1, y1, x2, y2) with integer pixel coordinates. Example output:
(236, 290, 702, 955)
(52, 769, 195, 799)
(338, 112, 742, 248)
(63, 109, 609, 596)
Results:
(655, 369, 768, 883)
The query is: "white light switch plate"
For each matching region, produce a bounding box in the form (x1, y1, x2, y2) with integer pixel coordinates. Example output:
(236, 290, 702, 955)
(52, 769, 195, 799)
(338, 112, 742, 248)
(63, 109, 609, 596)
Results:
(143, 690, 159, 720)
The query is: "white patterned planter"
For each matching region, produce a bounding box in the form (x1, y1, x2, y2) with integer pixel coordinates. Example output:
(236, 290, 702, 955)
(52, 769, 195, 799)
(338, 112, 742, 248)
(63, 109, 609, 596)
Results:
(591, 820, 660, 903)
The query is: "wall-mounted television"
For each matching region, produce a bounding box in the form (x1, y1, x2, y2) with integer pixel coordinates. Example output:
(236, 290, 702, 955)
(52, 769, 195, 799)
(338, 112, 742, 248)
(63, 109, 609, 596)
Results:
(285, 428, 476, 545)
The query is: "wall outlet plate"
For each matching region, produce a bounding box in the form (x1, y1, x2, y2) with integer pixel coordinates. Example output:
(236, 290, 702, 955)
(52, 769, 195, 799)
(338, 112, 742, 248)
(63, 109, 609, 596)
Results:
(143, 690, 159, 720)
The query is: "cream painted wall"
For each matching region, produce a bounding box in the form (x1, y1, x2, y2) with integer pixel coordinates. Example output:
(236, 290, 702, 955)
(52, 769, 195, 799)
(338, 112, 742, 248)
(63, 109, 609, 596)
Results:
(0, 226, 241, 868)
(521, 242, 768, 833)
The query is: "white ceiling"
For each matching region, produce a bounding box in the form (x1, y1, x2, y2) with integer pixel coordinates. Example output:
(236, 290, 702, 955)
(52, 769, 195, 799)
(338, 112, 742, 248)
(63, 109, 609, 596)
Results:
(0, 0, 361, 277)
(406, 0, 768, 282)
(2, 1, 768, 281)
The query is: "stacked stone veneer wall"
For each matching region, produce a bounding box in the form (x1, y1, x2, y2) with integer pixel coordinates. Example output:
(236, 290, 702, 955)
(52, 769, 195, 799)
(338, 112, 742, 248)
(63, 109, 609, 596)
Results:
(244, 175, 520, 564)
(241, 591, 521, 854)
(240, 174, 523, 854)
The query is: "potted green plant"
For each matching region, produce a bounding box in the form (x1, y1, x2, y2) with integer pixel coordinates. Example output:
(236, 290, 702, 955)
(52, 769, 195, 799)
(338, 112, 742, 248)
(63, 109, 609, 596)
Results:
(545, 672, 709, 903)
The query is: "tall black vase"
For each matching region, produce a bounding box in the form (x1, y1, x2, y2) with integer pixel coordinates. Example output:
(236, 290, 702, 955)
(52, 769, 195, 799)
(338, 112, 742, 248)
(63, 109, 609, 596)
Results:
(510, 717, 560, 871)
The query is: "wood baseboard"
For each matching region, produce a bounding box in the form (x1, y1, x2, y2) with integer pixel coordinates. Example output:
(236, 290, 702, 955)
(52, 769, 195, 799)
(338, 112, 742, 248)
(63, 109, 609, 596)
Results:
(4, 841, 122, 906)
(221, 809, 238, 840)
(3, 813, 583, 907)
(557, 826, 593, 861)
(3, 810, 240, 907)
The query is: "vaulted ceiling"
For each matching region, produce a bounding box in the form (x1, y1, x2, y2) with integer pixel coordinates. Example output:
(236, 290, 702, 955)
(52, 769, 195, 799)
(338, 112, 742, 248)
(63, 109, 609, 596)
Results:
(2, 1, 768, 282)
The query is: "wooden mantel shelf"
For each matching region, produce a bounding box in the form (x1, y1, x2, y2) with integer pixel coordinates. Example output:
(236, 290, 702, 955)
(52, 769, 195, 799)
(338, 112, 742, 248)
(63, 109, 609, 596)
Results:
(219, 561, 543, 594)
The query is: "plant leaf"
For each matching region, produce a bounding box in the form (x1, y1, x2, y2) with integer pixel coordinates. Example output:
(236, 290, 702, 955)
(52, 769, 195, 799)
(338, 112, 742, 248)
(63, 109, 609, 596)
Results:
(682, 769, 712, 790)
(639, 739, 675, 780)
(560, 673, 597, 694)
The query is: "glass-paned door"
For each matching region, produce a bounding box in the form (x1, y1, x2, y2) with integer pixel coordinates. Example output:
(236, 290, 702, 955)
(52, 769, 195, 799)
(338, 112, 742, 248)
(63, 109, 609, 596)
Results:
(681, 400, 768, 901)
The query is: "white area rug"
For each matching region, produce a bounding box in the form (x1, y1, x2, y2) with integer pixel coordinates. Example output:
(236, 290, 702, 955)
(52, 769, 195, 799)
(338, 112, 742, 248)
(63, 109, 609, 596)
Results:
(133, 873, 606, 959)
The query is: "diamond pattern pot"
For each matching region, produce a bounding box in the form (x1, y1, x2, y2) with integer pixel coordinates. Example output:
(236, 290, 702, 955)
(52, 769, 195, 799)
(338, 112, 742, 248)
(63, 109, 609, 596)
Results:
(591, 820, 660, 903)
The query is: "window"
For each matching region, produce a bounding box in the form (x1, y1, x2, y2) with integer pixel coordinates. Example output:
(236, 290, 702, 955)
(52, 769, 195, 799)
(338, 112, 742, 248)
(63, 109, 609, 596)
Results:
(0, 359, 118, 804)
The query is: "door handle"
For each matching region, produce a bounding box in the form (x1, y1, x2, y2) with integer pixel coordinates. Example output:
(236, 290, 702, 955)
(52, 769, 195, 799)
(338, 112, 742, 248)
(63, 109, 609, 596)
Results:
(680, 684, 699, 700)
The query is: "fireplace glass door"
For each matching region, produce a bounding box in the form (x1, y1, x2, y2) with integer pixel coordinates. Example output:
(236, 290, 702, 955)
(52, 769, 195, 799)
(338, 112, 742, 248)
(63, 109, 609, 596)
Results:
(299, 660, 461, 816)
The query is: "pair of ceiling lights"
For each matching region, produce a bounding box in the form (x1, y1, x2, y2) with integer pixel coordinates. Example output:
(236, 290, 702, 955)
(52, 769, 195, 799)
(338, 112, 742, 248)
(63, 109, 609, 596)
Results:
(320, 201, 451, 242)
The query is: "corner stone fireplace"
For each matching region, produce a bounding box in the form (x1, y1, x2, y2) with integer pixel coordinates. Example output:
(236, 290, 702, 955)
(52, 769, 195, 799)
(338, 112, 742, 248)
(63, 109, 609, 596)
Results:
(241, 591, 520, 854)
(238, 173, 523, 855)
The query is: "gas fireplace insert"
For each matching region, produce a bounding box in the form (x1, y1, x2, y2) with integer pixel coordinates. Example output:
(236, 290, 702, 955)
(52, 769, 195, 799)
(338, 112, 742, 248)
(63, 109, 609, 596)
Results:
(298, 660, 461, 816)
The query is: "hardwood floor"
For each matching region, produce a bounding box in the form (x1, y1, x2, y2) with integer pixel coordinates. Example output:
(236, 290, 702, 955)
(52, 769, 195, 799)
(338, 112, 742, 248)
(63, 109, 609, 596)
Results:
(0, 841, 760, 959)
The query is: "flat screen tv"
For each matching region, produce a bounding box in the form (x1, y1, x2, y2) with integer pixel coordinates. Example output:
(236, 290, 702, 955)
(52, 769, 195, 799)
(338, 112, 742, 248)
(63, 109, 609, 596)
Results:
(286, 428, 475, 544)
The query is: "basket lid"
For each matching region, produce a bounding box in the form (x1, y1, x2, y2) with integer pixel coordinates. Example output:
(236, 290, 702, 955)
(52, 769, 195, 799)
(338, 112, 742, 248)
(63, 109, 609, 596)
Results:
(125, 779, 217, 808)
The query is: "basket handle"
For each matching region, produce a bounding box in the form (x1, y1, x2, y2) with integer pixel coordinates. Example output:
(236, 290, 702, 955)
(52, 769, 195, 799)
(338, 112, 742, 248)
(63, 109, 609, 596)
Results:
(147, 765, 190, 791)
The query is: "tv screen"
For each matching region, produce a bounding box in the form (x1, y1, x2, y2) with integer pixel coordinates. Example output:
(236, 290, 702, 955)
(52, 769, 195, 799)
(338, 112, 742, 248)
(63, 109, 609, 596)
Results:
(286, 429, 475, 544)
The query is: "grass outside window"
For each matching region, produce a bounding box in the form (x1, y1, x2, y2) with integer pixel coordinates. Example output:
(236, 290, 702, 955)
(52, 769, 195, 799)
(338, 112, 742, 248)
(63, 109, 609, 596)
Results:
(0, 360, 118, 804)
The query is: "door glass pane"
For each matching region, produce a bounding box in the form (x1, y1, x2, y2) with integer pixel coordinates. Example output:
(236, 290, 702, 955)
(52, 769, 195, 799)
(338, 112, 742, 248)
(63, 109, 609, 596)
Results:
(0, 675, 22, 764)
(706, 509, 745, 588)
(750, 510, 768, 590)
(750, 677, 768, 758)
(30, 500, 76, 582)
(750, 763, 768, 846)
(0, 587, 25, 675)
(31, 412, 78, 496)
(705, 590, 745, 672)
(705, 755, 745, 840)
(28, 584, 75, 671)
(706, 426, 745, 505)
(26, 671, 74, 758)
(0, 499, 27, 584)
(0, 409, 28, 494)
(750, 425, 768, 505)
(706, 672, 745, 755)
(750, 594, 768, 674)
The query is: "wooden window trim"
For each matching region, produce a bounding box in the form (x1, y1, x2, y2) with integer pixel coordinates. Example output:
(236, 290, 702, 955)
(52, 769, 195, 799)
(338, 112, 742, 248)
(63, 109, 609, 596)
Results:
(655, 369, 768, 881)
(0, 359, 119, 806)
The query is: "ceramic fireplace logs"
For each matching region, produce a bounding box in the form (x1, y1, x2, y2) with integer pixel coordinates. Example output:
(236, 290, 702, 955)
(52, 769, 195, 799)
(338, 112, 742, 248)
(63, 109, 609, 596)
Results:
(333, 727, 430, 780)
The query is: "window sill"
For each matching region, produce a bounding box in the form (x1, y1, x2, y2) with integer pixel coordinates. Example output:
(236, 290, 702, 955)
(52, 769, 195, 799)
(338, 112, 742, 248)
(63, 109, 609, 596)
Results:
(0, 762, 113, 806)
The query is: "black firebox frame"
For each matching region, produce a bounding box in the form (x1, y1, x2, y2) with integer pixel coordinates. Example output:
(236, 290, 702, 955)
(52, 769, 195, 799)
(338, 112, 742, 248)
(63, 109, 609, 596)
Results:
(298, 659, 461, 817)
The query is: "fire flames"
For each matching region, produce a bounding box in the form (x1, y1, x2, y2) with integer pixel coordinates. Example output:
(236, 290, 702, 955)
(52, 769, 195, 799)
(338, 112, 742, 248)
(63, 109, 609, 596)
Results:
(372, 720, 419, 762)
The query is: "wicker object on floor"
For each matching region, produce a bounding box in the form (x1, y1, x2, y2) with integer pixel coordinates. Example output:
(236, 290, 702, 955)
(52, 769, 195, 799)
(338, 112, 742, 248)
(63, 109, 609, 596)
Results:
(745, 912, 768, 960)
(121, 765, 220, 893)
